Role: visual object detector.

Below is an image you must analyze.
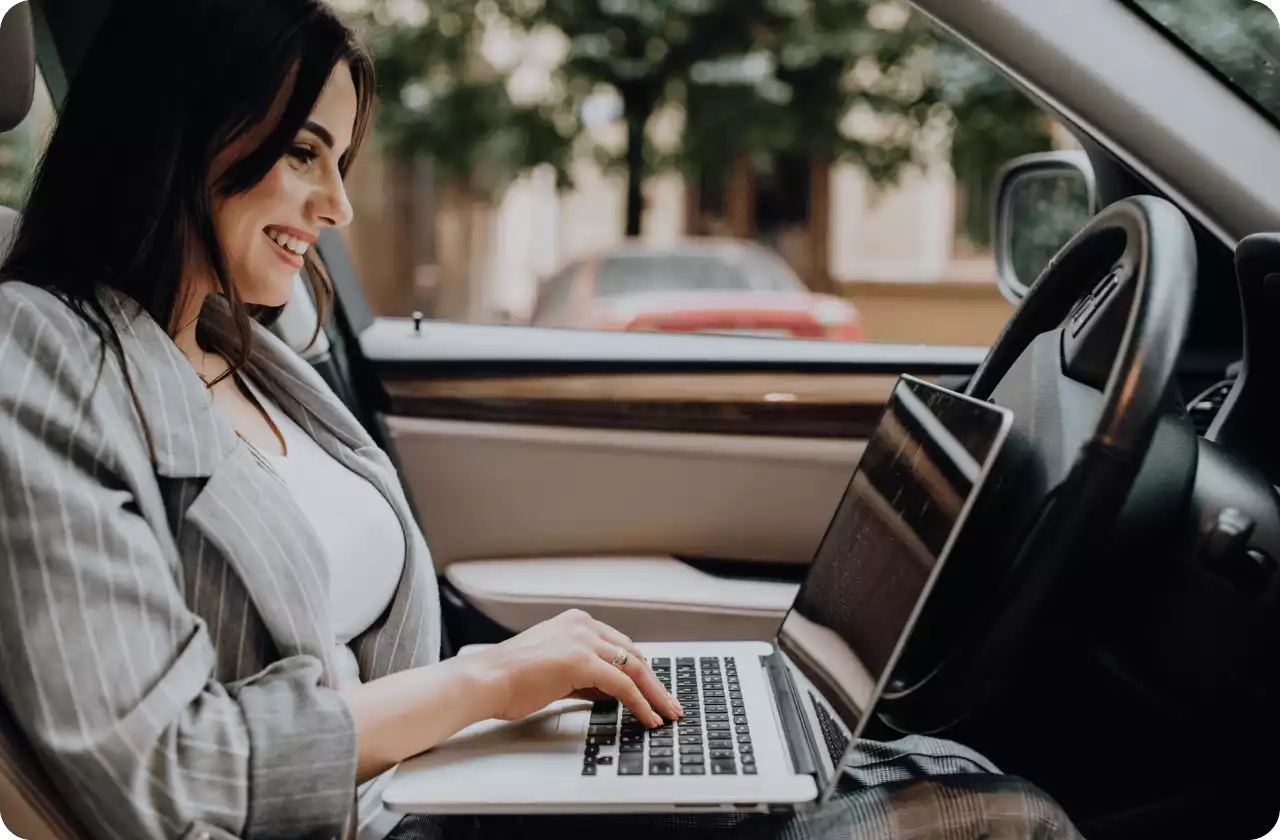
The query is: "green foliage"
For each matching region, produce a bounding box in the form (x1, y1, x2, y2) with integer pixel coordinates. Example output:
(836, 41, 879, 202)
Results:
(350, 0, 1057, 240)
(354, 0, 578, 194)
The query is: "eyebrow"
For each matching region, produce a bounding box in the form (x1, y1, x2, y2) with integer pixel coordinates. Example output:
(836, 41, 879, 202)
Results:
(303, 120, 336, 150)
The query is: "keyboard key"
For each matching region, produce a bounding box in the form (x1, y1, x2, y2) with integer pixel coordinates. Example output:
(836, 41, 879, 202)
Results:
(584, 744, 600, 757)
(707, 739, 732, 751)
(681, 765, 706, 775)
(735, 725, 751, 735)
(677, 658, 695, 665)
(710, 749, 735, 760)
(589, 725, 617, 736)
(740, 754, 756, 766)
(586, 735, 616, 746)
(743, 764, 757, 775)
(729, 691, 743, 700)
(680, 744, 704, 754)
(650, 761, 674, 775)
(597, 756, 614, 765)
(650, 747, 674, 758)
(725, 657, 735, 664)
(737, 734, 751, 745)
(680, 735, 703, 746)
(620, 743, 644, 753)
(706, 714, 729, 723)
(680, 753, 705, 765)
(733, 716, 749, 726)
(582, 764, 597, 775)
(649, 738, 673, 748)
(652, 658, 671, 668)
(739, 744, 753, 755)
(619, 757, 644, 775)
(711, 761, 737, 775)
(707, 723, 731, 732)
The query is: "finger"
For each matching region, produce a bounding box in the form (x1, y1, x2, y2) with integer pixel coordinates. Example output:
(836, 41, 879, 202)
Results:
(592, 621, 680, 714)
(589, 658, 663, 728)
(598, 637, 681, 721)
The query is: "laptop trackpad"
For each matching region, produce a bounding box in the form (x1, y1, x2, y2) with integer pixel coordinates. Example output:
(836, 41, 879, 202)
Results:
(433, 699, 588, 755)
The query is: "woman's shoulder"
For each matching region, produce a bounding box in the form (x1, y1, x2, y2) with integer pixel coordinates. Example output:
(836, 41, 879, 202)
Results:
(0, 281, 121, 408)
(0, 280, 102, 360)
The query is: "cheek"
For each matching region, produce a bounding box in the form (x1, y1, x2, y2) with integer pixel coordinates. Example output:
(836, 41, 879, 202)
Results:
(216, 174, 290, 265)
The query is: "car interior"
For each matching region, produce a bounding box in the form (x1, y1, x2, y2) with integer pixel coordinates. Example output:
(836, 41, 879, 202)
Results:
(3, 0, 1280, 839)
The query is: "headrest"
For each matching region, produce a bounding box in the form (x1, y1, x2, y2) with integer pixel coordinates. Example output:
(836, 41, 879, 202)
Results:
(0, 3, 36, 133)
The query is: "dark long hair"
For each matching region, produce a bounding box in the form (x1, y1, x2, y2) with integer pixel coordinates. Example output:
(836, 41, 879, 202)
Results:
(1, 0, 374, 390)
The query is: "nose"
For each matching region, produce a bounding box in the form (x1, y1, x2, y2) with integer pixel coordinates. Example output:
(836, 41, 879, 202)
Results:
(313, 168, 354, 229)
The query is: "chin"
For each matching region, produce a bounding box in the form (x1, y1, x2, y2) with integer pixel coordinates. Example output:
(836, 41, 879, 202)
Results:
(241, 268, 297, 309)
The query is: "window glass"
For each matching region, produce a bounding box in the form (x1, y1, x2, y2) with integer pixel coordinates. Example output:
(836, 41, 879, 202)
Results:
(342, 2, 1073, 347)
(1128, 0, 1280, 123)
(0, 69, 55, 210)
(595, 254, 749, 298)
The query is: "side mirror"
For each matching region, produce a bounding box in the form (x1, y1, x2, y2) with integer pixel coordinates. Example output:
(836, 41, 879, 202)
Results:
(992, 151, 1097, 304)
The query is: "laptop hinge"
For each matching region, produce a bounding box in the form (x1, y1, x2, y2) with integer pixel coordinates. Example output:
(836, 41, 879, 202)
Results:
(760, 652, 822, 784)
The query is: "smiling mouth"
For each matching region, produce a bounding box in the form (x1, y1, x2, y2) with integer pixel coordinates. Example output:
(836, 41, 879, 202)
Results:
(264, 226, 310, 257)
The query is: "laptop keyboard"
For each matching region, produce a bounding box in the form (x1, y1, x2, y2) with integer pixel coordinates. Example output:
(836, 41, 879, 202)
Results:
(582, 656, 756, 776)
(809, 691, 850, 768)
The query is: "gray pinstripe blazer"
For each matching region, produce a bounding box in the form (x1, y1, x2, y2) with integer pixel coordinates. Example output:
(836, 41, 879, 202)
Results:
(0, 280, 442, 840)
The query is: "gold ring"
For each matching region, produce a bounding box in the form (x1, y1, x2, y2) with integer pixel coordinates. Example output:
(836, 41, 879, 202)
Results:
(610, 647, 630, 670)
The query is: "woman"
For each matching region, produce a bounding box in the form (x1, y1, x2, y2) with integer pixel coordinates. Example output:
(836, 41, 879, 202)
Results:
(0, 1, 1082, 838)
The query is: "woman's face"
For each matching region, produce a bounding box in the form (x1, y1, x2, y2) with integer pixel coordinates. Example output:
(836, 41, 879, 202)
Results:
(212, 62, 357, 307)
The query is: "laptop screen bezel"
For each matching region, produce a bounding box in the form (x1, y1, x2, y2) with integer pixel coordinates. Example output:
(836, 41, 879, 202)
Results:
(772, 374, 1014, 799)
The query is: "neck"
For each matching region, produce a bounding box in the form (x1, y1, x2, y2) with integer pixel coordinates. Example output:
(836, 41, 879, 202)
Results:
(171, 281, 224, 381)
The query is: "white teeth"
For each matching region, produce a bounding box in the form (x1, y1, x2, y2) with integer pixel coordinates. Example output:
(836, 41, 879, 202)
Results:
(266, 228, 308, 255)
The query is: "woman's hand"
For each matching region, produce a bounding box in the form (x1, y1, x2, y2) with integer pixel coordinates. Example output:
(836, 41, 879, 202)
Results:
(469, 609, 683, 728)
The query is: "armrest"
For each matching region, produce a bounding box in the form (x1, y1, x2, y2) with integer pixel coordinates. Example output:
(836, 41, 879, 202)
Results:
(445, 556, 799, 642)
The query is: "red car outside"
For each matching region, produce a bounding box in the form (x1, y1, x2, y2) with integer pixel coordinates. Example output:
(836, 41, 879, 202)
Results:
(529, 240, 864, 341)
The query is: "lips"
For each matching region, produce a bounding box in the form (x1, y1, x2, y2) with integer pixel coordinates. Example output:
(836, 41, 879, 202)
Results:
(264, 225, 311, 256)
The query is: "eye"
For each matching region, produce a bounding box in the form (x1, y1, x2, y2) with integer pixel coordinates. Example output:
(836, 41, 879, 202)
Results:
(287, 144, 318, 168)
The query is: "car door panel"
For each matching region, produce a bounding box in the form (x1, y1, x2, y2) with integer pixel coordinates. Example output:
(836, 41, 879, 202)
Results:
(315, 235, 989, 642)
(387, 416, 866, 570)
(362, 319, 983, 640)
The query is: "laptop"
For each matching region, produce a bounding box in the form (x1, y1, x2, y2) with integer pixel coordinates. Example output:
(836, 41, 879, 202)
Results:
(383, 374, 1014, 816)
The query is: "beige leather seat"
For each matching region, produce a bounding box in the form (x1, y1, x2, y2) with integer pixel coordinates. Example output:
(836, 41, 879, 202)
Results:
(0, 6, 87, 838)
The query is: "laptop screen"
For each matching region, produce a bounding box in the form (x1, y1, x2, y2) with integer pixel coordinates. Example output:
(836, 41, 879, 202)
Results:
(775, 375, 1011, 779)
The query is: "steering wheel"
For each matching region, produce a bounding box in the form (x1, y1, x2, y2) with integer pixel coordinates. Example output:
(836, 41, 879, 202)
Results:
(877, 195, 1199, 733)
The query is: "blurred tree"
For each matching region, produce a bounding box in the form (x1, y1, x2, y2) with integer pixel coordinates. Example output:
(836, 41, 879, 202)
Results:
(355, 0, 577, 196)
(349, 0, 1058, 244)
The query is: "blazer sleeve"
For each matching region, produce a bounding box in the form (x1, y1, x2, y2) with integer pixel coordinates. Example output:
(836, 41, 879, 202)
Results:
(0, 288, 358, 839)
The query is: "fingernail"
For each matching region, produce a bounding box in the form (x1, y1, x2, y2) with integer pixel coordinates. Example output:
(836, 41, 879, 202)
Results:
(650, 713, 665, 727)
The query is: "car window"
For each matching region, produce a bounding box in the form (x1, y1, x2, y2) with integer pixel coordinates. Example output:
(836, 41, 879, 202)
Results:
(1127, 0, 1280, 123)
(0, 69, 55, 210)
(342, 4, 1071, 346)
(595, 254, 748, 298)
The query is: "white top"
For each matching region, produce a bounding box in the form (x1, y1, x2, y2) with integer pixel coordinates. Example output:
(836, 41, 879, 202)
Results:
(242, 377, 406, 840)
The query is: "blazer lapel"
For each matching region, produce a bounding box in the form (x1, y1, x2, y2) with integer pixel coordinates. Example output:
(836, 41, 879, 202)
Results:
(238, 312, 442, 678)
(182, 443, 338, 682)
(101, 289, 339, 684)
(99, 289, 239, 479)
